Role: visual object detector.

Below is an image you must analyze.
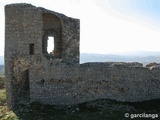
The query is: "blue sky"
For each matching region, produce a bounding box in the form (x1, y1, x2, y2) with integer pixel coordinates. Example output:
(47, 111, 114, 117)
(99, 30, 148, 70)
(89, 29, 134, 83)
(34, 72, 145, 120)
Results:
(107, 0, 160, 26)
(1, 0, 160, 56)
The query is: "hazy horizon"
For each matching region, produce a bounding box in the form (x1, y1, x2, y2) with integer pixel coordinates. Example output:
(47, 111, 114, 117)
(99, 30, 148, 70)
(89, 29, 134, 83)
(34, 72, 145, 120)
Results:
(1, 50, 160, 57)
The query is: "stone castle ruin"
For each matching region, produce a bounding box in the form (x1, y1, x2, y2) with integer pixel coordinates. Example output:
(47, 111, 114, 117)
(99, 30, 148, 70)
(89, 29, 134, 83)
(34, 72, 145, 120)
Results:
(5, 3, 160, 109)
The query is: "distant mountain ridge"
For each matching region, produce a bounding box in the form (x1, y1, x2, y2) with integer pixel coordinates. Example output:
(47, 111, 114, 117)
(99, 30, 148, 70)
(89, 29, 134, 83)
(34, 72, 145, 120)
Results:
(0, 56, 4, 65)
(1, 51, 160, 65)
(0, 65, 4, 75)
(116, 51, 160, 57)
(80, 53, 160, 65)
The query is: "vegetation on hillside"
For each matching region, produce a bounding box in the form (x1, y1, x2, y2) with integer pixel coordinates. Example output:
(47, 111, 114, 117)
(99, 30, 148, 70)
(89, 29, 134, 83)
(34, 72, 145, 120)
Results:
(0, 77, 18, 120)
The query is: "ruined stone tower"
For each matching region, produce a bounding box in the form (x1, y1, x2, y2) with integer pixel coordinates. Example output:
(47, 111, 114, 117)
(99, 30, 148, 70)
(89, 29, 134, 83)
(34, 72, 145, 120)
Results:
(5, 3, 79, 108)
(5, 3, 160, 110)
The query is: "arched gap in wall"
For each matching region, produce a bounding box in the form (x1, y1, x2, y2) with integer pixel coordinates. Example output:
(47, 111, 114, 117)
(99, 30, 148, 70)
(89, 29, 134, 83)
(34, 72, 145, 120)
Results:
(42, 29, 62, 59)
(47, 36, 54, 55)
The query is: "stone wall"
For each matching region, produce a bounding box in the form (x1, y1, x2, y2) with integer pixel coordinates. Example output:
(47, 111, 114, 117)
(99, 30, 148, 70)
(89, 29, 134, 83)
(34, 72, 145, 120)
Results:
(29, 62, 160, 105)
(5, 3, 160, 109)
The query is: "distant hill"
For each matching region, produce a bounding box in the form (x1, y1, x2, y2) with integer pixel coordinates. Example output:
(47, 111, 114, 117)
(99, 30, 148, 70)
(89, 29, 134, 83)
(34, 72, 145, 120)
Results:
(0, 65, 4, 75)
(0, 56, 4, 65)
(80, 53, 160, 65)
(117, 51, 160, 57)
(0, 56, 4, 75)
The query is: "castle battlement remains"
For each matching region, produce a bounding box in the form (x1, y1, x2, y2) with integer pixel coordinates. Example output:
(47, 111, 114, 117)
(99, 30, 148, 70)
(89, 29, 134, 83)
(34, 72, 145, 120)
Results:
(5, 3, 160, 109)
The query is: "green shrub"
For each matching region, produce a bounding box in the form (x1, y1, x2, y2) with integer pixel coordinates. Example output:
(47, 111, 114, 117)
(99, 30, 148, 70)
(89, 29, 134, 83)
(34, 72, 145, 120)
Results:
(0, 110, 18, 120)
(0, 89, 6, 105)
(0, 77, 5, 89)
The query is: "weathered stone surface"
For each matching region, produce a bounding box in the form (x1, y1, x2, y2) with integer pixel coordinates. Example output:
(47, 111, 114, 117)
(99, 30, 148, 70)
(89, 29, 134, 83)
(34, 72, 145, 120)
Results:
(5, 3, 160, 109)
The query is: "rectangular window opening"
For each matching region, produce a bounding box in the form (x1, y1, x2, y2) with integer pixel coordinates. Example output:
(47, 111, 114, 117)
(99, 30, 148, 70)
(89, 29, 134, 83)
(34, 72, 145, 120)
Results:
(29, 43, 34, 55)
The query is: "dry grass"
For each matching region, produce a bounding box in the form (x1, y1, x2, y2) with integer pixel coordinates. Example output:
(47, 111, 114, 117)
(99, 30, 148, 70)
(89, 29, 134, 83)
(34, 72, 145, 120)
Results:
(0, 77, 18, 120)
